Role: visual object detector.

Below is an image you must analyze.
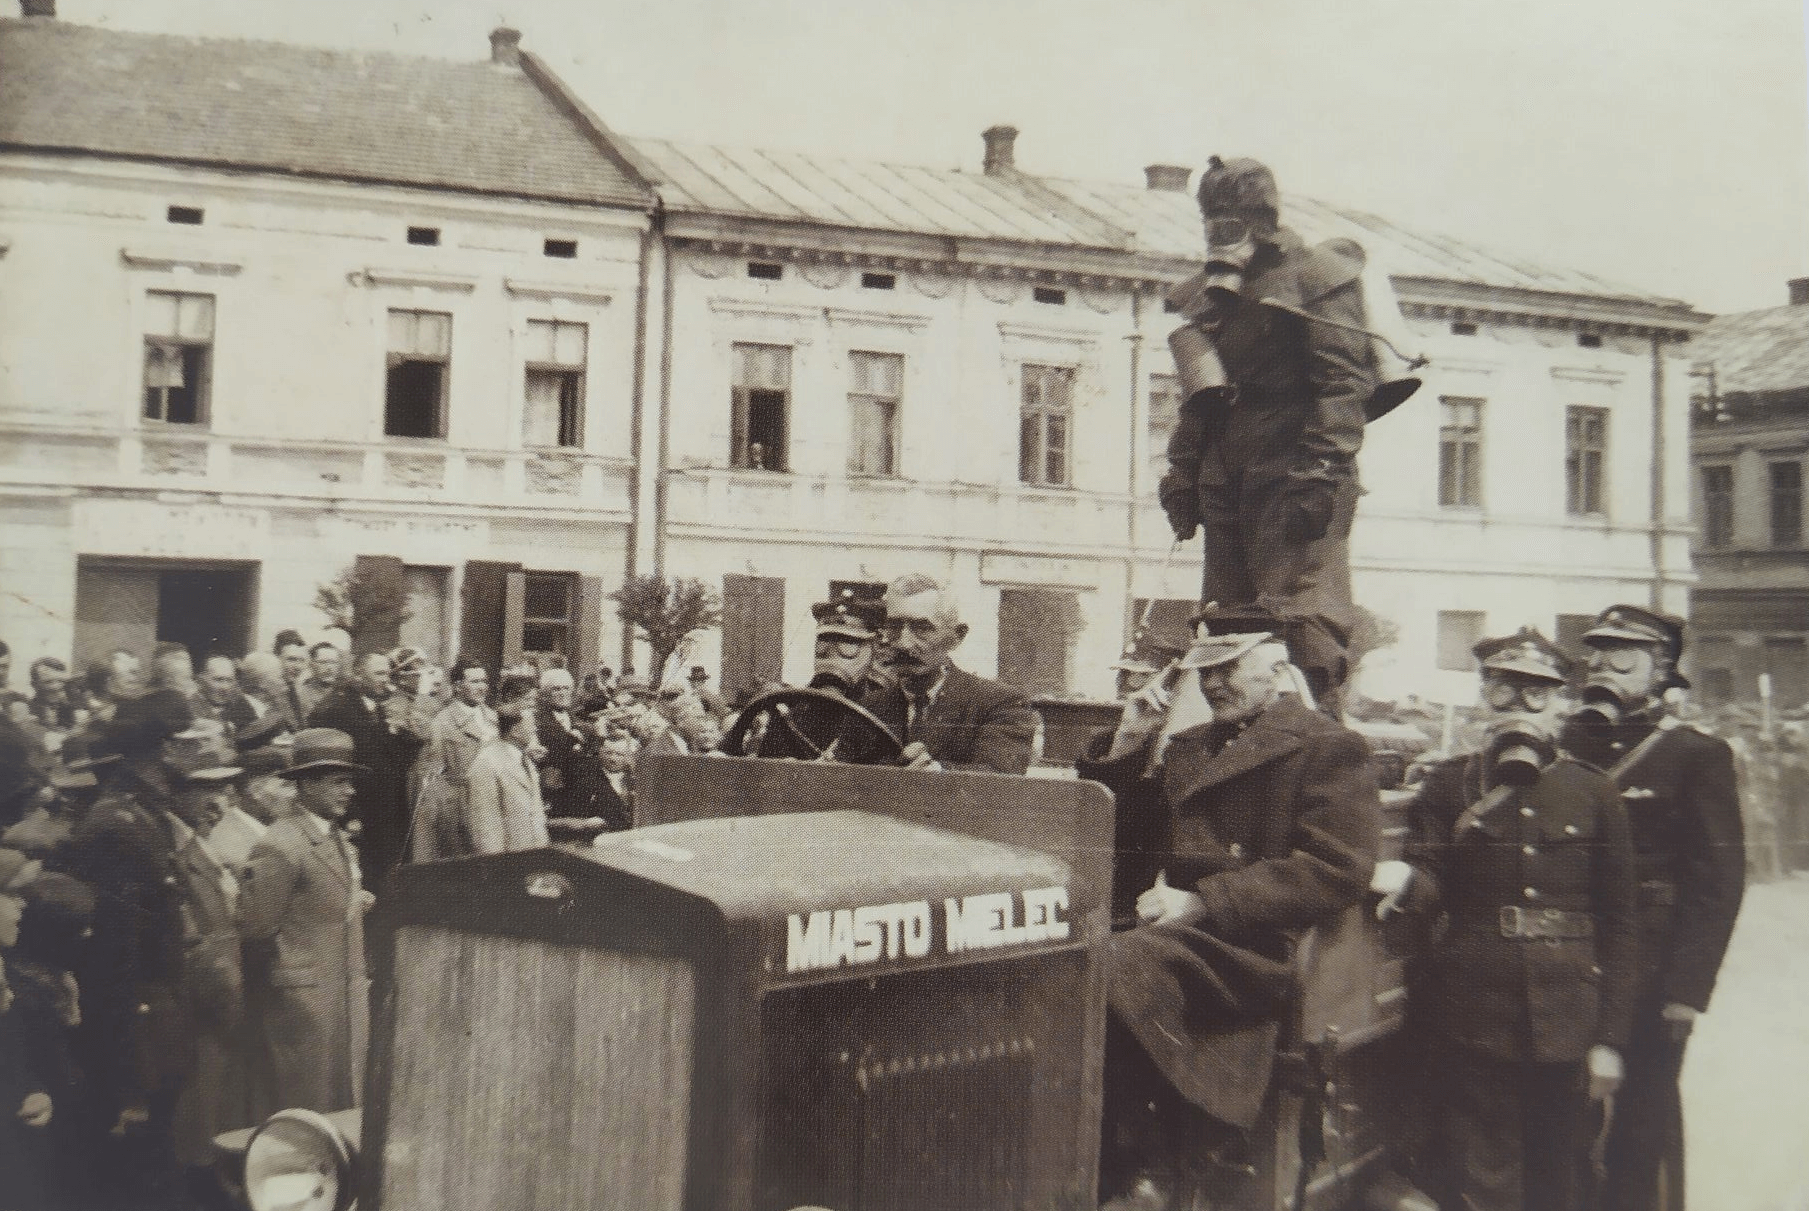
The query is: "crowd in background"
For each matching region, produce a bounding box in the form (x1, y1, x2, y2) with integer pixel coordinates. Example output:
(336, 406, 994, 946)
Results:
(0, 631, 736, 1211)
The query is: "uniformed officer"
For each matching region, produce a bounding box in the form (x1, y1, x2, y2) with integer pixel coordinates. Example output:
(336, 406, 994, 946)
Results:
(726, 591, 895, 763)
(1376, 627, 1637, 1211)
(1158, 156, 1379, 673)
(1559, 605, 1745, 1211)
(806, 589, 888, 701)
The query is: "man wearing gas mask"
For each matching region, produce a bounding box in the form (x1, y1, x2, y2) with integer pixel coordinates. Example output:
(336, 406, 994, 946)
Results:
(806, 590, 887, 701)
(1159, 157, 1380, 696)
(1559, 605, 1745, 1211)
(1376, 628, 1636, 1211)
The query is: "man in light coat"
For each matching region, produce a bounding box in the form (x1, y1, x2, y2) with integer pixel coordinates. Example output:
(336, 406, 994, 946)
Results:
(239, 729, 370, 1116)
(410, 660, 496, 863)
(464, 705, 548, 855)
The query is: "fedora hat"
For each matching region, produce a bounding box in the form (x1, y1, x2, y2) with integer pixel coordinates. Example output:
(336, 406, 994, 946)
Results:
(277, 728, 368, 779)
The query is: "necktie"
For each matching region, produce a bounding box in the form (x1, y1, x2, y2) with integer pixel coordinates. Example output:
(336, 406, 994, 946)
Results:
(288, 682, 305, 725)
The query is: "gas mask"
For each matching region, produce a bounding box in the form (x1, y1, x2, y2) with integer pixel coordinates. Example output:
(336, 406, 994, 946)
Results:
(809, 636, 875, 700)
(1574, 643, 1663, 729)
(1202, 215, 1261, 303)
(1481, 676, 1562, 785)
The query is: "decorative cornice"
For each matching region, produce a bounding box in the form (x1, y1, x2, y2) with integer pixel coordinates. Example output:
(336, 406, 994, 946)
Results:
(706, 298, 819, 324)
(824, 307, 932, 332)
(503, 278, 613, 305)
(672, 236, 1171, 295)
(349, 267, 479, 293)
(1397, 277, 1706, 339)
(1551, 365, 1626, 387)
(120, 247, 242, 276)
(997, 320, 1101, 347)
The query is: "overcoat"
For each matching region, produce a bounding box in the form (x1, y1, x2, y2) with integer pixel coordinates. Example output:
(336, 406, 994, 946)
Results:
(171, 835, 250, 1165)
(239, 813, 368, 1115)
(1078, 695, 1380, 1129)
(464, 739, 549, 855)
(410, 701, 496, 862)
(536, 709, 601, 819)
(865, 663, 1038, 775)
(1402, 754, 1638, 1061)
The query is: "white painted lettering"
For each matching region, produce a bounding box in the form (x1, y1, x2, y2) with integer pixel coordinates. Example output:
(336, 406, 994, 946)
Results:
(901, 901, 932, 958)
(829, 909, 857, 967)
(786, 910, 832, 973)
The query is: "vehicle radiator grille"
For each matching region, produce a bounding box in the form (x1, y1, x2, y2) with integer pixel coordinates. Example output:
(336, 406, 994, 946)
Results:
(376, 925, 695, 1211)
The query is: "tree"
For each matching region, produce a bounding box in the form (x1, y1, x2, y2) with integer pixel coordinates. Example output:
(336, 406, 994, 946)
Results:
(313, 561, 410, 655)
(612, 575, 723, 683)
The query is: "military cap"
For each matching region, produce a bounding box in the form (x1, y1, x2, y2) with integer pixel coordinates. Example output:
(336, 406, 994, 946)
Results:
(1188, 602, 1350, 691)
(1583, 604, 1686, 662)
(1473, 627, 1570, 684)
(812, 590, 883, 641)
(1177, 630, 1274, 671)
(277, 728, 368, 779)
(1196, 156, 1280, 220)
(612, 674, 654, 701)
(1111, 625, 1191, 674)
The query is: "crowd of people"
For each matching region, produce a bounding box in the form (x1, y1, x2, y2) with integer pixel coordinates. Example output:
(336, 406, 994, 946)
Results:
(0, 630, 739, 1210)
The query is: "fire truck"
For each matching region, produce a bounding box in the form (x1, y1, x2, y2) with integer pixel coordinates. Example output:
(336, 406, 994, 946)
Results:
(215, 689, 1428, 1211)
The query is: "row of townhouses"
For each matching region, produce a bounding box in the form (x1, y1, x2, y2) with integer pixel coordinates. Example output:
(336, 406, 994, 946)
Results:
(0, 11, 1710, 705)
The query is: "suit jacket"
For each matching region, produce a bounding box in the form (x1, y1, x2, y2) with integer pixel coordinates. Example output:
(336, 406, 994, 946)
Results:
(410, 701, 497, 863)
(866, 663, 1037, 775)
(191, 689, 260, 737)
(464, 740, 549, 855)
(1404, 754, 1638, 1062)
(537, 709, 601, 819)
(239, 813, 367, 1115)
(293, 677, 333, 727)
(1078, 695, 1380, 1128)
(595, 770, 633, 832)
(1562, 716, 1746, 1012)
(308, 686, 424, 886)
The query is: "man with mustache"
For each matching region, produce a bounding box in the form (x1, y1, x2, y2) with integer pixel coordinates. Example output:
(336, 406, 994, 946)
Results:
(864, 573, 1036, 775)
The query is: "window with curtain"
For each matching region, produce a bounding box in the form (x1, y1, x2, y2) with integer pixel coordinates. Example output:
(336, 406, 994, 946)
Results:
(143, 291, 214, 425)
(732, 343, 791, 470)
(1439, 396, 1484, 508)
(523, 319, 588, 448)
(386, 309, 452, 439)
(847, 350, 902, 476)
(1019, 363, 1073, 487)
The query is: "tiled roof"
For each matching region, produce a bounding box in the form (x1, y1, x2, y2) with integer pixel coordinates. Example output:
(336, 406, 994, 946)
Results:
(1692, 303, 1809, 395)
(0, 18, 651, 208)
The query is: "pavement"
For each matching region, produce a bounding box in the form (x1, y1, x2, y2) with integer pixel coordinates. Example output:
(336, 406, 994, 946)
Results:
(1683, 874, 1809, 1210)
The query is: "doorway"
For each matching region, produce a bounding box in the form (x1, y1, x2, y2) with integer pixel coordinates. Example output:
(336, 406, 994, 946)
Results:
(75, 559, 257, 670)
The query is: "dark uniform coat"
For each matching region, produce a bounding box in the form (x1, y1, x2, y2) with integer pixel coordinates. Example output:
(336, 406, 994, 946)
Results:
(239, 813, 368, 1116)
(1078, 695, 1380, 1129)
(171, 834, 250, 1166)
(866, 664, 1038, 776)
(536, 709, 601, 819)
(1404, 754, 1638, 1061)
(1561, 716, 1745, 1211)
(308, 686, 424, 887)
(1160, 229, 1378, 640)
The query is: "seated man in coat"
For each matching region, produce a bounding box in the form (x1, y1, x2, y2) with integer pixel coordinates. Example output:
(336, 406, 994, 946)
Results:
(1079, 617, 1381, 1209)
(865, 574, 1037, 775)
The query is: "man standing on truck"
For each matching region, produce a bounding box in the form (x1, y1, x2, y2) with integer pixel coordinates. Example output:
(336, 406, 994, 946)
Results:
(1158, 156, 1379, 702)
(1079, 614, 1380, 1209)
(1560, 605, 1745, 1211)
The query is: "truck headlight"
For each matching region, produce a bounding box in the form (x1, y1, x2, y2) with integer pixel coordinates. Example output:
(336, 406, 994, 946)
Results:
(244, 1108, 357, 1211)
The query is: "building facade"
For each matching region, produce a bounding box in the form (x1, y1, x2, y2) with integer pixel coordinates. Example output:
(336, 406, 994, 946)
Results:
(0, 12, 1708, 706)
(1686, 279, 1809, 708)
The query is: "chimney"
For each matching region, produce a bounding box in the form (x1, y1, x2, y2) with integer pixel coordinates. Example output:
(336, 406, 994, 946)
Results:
(1144, 164, 1191, 192)
(982, 125, 1019, 176)
(488, 27, 522, 68)
(20, 0, 56, 16)
(1790, 277, 1809, 306)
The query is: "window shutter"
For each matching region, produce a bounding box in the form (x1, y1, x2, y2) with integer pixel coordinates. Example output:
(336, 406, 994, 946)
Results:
(502, 572, 527, 669)
(459, 560, 521, 674)
(352, 554, 407, 654)
(576, 575, 604, 680)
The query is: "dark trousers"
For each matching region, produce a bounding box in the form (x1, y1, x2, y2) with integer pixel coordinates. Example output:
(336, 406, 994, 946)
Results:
(1600, 997, 1688, 1211)
(1196, 456, 1359, 648)
(1430, 1044, 1590, 1211)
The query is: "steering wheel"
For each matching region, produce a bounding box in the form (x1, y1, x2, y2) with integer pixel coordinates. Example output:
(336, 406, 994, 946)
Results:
(721, 688, 905, 765)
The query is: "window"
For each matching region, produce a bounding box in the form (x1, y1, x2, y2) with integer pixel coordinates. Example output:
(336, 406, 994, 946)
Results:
(731, 343, 790, 470)
(1769, 460, 1802, 548)
(521, 572, 576, 663)
(847, 350, 902, 476)
(1033, 287, 1067, 306)
(1451, 321, 1478, 336)
(1436, 610, 1485, 672)
(166, 205, 203, 225)
(1148, 373, 1182, 484)
(543, 238, 578, 259)
(1578, 333, 1603, 349)
(385, 309, 451, 439)
(1019, 363, 1073, 487)
(143, 291, 214, 425)
(523, 319, 587, 448)
(1565, 406, 1608, 516)
(747, 261, 783, 281)
(406, 226, 440, 246)
(1701, 464, 1734, 548)
(861, 272, 896, 290)
(1438, 396, 1484, 508)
